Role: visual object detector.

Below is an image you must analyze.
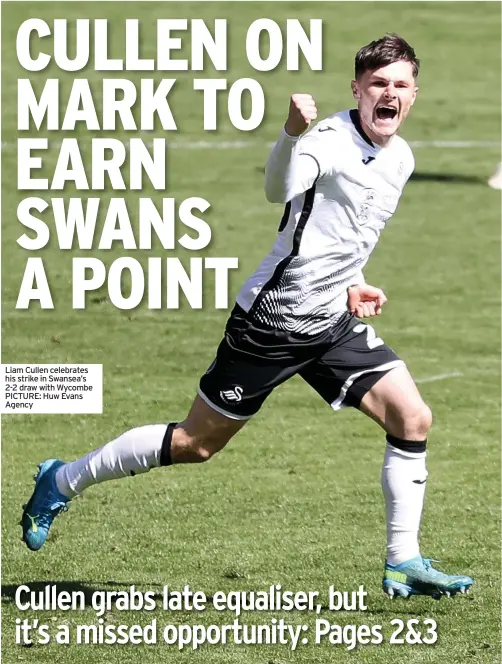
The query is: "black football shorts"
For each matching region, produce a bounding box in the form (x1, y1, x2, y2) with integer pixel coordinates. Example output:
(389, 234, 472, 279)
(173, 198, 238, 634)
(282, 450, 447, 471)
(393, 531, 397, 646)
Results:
(198, 305, 404, 420)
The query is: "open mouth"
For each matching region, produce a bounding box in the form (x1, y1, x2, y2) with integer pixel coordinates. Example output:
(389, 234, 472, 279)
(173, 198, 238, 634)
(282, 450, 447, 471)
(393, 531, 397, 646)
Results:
(376, 106, 398, 121)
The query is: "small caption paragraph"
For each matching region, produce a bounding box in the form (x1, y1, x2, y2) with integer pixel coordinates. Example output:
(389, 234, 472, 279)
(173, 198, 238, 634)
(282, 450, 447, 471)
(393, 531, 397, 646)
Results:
(14, 584, 438, 651)
(1, 364, 102, 414)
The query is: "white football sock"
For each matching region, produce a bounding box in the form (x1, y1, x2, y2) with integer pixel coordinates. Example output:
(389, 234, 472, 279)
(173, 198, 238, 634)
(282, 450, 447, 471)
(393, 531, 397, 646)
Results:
(381, 443, 427, 565)
(55, 424, 168, 498)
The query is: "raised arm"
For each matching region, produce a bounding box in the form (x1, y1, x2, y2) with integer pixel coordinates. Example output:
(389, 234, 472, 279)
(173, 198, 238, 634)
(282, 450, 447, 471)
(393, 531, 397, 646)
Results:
(265, 94, 321, 204)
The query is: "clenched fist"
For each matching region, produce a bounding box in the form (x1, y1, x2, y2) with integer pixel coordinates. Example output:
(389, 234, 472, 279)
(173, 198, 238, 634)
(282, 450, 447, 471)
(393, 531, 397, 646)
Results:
(347, 284, 387, 318)
(284, 94, 318, 137)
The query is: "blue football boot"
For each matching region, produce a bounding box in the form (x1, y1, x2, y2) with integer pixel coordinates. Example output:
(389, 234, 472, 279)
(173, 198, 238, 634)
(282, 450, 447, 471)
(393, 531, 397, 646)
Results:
(383, 556, 473, 599)
(21, 459, 70, 551)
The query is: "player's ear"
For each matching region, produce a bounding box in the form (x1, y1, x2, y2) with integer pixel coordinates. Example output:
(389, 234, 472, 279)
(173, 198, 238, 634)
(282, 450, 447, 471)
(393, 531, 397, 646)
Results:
(410, 85, 419, 106)
(351, 80, 360, 100)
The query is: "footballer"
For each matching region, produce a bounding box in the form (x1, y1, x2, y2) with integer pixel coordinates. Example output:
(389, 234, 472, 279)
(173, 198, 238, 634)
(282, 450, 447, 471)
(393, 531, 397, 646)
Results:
(21, 34, 473, 600)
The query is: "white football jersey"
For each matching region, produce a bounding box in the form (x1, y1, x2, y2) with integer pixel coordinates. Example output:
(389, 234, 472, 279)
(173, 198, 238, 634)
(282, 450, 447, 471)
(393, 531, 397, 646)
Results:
(236, 109, 415, 335)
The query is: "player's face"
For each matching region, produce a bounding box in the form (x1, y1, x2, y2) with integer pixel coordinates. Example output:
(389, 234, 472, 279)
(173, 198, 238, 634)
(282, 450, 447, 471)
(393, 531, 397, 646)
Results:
(351, 61, 418, 146)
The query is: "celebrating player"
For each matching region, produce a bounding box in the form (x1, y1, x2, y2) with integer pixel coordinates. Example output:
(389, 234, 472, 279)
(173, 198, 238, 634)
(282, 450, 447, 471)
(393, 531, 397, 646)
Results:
(21, 34, 473, 600)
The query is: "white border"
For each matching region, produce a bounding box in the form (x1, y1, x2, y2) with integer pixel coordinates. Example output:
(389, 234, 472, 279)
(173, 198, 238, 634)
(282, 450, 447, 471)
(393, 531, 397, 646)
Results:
(331, 359, 405, 410)
(197, 388, 253, 421)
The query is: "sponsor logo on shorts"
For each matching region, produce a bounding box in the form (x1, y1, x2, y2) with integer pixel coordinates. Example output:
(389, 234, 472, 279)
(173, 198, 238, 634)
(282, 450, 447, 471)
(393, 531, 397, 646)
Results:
(220, 386, 244, 403)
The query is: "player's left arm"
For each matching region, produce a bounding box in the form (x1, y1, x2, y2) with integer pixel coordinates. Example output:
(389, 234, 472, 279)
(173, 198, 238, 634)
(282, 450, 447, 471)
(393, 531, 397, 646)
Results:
(348, 283, 387, 318)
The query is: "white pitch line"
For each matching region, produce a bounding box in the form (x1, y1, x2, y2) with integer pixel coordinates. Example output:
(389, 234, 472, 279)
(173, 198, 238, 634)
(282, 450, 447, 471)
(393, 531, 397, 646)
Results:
(416, 371, 464, 384)
(1, 139, 499, 151)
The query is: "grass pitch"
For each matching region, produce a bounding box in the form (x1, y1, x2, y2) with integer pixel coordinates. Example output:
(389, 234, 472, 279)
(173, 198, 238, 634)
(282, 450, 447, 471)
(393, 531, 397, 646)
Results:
(1, 2, 501, 663)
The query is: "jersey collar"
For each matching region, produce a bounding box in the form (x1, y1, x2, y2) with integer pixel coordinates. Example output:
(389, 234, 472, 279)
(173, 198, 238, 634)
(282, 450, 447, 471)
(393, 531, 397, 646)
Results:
(349, 109, 375, 148)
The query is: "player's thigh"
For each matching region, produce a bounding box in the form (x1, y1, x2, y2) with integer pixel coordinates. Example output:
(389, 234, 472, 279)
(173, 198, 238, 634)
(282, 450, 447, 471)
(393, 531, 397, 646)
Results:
(195, 308, 308, 451)
(359, 365, 432, 440)
(198, 338, 297, 423)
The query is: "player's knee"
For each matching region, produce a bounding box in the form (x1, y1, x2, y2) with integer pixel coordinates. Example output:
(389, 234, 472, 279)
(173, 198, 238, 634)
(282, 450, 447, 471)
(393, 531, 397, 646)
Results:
(190, 443, 214, 463)
(172, 428, 226, 463)
(423, 404, 433, 432)
(181, 437, 219, 463)
(402, 402, 433, 440)
(418, 403, 433, 437)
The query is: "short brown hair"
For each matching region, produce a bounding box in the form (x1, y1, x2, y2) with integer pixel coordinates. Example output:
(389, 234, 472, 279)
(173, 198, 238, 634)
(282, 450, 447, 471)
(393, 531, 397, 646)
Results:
(355, 34, 420, 79)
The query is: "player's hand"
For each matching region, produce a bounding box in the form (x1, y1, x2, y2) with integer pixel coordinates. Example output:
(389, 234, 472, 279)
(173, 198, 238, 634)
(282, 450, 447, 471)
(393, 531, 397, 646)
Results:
(284, 94, 318, 137)
(347, 284, 387, 318)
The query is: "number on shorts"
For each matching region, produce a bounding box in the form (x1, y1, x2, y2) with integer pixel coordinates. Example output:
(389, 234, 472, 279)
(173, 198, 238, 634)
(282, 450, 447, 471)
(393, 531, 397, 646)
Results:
(353, 323, 384, 349)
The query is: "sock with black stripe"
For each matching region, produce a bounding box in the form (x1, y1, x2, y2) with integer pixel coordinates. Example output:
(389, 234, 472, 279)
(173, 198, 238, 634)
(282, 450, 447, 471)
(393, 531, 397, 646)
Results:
(54, 423, 176, 497)
(382, 434, 428, 565)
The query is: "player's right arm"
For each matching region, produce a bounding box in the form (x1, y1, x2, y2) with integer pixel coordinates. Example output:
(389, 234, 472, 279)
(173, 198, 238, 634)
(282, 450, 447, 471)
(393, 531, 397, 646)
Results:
(265, 94, 323, 204)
